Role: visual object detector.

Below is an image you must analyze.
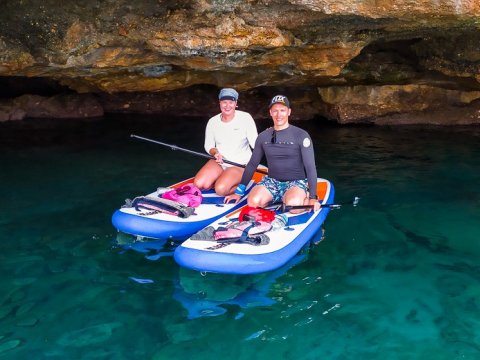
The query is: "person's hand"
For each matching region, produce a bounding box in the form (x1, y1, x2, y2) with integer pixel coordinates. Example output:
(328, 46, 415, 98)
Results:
(214, 152, 224, 164)
(224, 194, 241, 204)
(226, 184, 246, 204)
(308, 198, 320, 211)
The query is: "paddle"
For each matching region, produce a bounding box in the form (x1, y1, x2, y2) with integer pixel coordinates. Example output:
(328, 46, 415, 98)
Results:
(131, 134, 268, 175)
(276, 196, 360, 212)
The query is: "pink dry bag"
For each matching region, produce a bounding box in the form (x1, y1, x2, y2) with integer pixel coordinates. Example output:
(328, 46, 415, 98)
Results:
(161, 184, 203, 207)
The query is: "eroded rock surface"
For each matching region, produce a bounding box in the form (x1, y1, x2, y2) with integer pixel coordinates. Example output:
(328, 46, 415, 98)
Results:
(1, 0, 479, 124)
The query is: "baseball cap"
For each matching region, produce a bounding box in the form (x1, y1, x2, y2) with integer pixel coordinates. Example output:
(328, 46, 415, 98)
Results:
(269, 95, 290, 108)
(218, 88, 239, 101)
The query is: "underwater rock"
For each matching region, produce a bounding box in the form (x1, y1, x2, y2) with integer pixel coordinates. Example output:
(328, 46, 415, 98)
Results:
(56, 322, 123, 347)
(0, 339, 21, 354)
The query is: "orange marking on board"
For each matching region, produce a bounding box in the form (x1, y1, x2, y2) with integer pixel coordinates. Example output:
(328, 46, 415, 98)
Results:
(316, 181, 328, 201)
(170, 178, 195, 188)
(252, 167, 267, 182)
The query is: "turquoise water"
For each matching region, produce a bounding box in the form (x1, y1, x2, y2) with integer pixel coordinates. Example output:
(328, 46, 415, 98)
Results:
(1, 117, 479, 359)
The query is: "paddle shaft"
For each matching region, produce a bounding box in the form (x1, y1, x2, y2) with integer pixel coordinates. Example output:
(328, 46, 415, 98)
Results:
(281, 204, 333, 212)
(280, 197, 360, 212)
(131, 134, 268, 175)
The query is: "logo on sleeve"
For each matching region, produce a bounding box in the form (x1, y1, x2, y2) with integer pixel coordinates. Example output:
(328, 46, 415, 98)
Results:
(303, 137, 311, 148)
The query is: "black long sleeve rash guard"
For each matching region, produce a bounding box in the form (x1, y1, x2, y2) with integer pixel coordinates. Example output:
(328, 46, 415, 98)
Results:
(240, 125, 318, 198)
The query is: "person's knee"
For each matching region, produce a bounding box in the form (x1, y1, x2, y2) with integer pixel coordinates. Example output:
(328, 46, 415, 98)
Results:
(214, 184, 229, 196)
(247, 194, 268, 208)
(246, 186, 271, 207)
(194, 177, 210, 190)
(284, 193, 307, 214)
(193, 177, 202, 188)
(284, 188, 306, 206)
(247, 198, 260, 207)
(214, 181, 233, 196)
(285, 197, 304, 207)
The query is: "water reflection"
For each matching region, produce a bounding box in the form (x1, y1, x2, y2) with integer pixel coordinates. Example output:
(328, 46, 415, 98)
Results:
(173, 251, 308, 319)
(114, 231, 327, 319)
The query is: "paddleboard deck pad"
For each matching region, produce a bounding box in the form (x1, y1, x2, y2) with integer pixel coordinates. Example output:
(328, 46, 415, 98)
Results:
(174, 178, 334, 274)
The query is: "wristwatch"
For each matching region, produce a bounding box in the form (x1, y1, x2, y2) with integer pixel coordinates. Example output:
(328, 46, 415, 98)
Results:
(309, 195, 318, 200)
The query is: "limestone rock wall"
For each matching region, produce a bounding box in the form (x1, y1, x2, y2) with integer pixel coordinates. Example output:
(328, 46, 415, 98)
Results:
(0, 0, 479, 124)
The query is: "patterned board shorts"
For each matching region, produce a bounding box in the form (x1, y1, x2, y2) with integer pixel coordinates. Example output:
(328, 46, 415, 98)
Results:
(257, 176, 308, 203)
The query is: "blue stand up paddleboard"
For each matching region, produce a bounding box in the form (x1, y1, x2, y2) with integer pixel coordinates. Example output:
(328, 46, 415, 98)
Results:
(174, 178, 335, 274)
(111, 170, 266, 241)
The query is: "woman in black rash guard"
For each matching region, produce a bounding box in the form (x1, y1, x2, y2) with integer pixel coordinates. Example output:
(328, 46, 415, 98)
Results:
(224, 95, 320, 212)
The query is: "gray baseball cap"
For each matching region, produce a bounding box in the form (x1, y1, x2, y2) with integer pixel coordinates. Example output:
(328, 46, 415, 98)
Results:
(219, 88, 239, 101)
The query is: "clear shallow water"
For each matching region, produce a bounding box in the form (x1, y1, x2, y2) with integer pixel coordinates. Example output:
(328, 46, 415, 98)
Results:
(1, 117, 479, 359)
